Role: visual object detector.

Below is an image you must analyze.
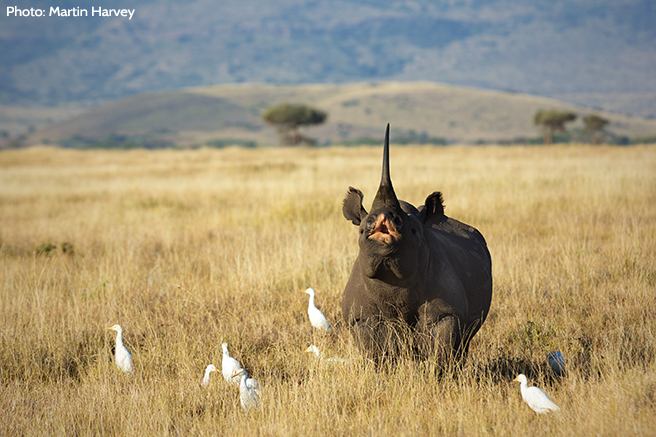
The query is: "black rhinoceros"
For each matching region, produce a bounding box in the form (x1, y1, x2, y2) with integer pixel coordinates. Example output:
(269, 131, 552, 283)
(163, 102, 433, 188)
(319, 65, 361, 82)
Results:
(341, 124, 493, 363)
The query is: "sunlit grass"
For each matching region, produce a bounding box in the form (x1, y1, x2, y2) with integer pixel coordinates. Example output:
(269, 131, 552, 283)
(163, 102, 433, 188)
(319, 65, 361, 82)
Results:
(1, 144, 655, 435)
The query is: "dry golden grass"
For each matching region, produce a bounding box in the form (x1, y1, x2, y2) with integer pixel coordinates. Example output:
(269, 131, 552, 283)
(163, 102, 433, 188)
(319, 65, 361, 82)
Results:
(1, 144, 655, 435)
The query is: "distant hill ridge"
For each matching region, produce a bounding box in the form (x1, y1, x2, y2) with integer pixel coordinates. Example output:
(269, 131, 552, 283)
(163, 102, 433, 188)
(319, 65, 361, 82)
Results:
(29, 82, 656, 147)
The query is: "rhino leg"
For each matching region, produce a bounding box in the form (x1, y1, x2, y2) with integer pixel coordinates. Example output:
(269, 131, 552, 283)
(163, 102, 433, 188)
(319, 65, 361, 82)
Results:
(415, 315, 462, 363)
(351, 317, 414, 363)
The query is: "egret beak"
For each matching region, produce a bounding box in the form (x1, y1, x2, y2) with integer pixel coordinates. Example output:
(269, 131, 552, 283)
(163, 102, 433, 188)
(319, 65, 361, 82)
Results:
(513, 376, 519, 382)
(231, 370, 244, 379)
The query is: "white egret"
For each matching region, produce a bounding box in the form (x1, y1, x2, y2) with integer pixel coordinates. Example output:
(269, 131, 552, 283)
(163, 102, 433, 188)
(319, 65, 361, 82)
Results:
(514, 374, 560, 414)
(305, 345, 348, 364)
(232, 369, 260, 413)
(106, 324, 134, 374)
(302, 288, 332, 332)
(222, 343, 243, 385)
(202, 364, 217, 387)
(547, 351, 566, 376)
(305, 345, 324, 358)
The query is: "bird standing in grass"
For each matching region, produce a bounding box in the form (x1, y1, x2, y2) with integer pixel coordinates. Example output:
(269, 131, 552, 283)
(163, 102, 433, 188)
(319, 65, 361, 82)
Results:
(232, 369, 260, 413)
(202, 364, 217, 387)
(222, 343, 243, 385)
(106, 324, 134, 374)
(514, 374, 560, 414)
(305, 345, 348, 364)
(302, 288, 331, 332)
(547, 351, 566, 376)
(305, 345, 325, 359)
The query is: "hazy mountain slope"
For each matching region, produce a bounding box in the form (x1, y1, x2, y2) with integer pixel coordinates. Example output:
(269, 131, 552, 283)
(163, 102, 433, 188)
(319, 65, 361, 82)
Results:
(31, 82, 656, 147)
(2, 0, 655, 116)
(37, 92, 261, 137)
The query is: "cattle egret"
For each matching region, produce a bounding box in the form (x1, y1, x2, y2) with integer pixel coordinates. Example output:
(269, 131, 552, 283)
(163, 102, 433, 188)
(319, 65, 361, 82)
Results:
(106, 324, 134, 373)
(202, 364, 217, 387)
(305, 345, 324, 358)
(514, 374, 560, 414)
(302, 288, 332, 332)
(232, 370, 260, 413)
(547, 351, 566, 376)
(305, 345, 349, 364)
(222, 343, 243, 385)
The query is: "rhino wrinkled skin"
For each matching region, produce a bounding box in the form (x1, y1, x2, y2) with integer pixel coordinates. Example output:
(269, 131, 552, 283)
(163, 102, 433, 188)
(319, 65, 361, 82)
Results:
(341, 124, 493, 363)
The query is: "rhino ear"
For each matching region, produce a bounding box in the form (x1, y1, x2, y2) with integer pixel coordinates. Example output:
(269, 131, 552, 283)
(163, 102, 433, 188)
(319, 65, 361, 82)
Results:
(420, 191, 445, 224)
(343, 187, 368, 225)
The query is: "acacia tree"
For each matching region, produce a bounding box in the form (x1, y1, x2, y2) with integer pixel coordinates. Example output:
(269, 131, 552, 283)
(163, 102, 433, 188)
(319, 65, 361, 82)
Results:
(583, 114, 609, 145)
(533, 109, 577, 144)
(262, 103, 327, 146)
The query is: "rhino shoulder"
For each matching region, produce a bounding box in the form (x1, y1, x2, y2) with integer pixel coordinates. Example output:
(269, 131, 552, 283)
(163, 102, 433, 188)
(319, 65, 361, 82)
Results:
(433, 216, 487, 245)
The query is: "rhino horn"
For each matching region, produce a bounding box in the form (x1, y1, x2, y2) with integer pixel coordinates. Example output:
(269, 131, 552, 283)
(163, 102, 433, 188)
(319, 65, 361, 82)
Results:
(371, 124, 402, 211)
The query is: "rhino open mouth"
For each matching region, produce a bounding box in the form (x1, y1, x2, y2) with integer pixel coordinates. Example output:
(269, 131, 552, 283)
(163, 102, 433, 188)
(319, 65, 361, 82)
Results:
(368, 213, 400, 244)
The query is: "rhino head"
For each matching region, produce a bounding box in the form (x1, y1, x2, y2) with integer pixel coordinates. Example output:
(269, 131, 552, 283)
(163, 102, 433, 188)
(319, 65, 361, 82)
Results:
(343, 124, 442, 285)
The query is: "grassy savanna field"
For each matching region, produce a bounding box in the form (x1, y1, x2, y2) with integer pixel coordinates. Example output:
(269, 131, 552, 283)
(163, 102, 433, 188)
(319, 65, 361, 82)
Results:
(1, 144, 655, 435)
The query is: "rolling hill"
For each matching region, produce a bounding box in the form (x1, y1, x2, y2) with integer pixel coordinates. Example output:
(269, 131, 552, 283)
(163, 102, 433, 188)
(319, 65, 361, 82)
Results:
(28, 82, 656, 147)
